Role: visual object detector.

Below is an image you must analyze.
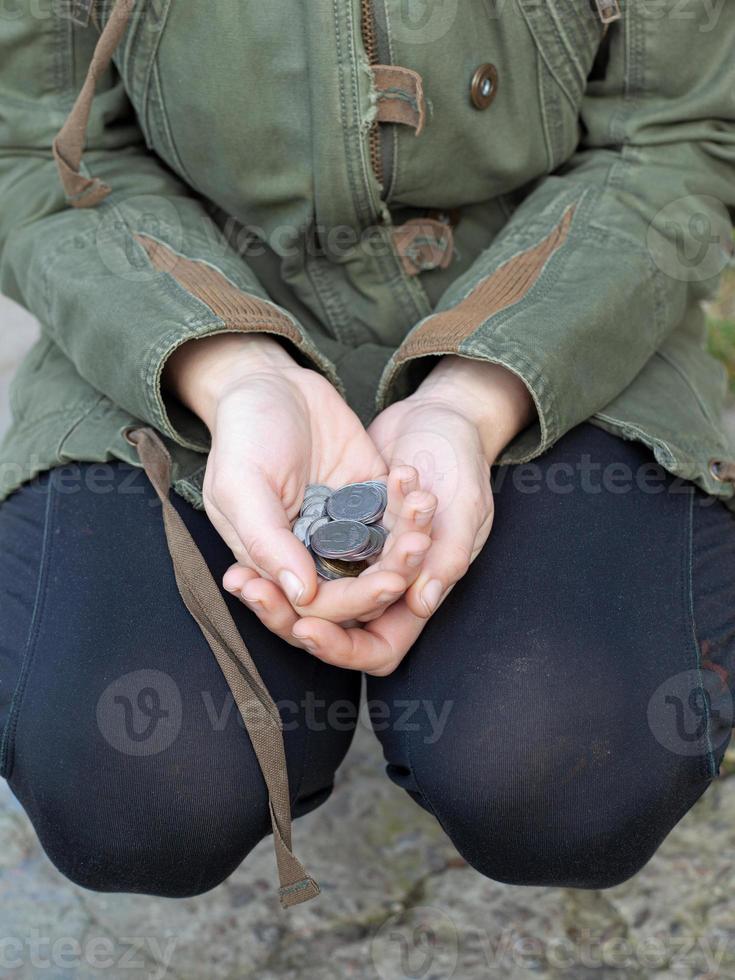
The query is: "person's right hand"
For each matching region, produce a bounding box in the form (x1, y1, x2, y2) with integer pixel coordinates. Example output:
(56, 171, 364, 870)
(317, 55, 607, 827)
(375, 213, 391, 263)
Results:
(164, 332, 434, 627)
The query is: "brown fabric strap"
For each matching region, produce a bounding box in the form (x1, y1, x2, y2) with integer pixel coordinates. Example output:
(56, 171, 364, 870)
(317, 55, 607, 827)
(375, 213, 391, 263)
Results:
(372, 65, 426, 135)
(125, 426, 320, 909)
(53, 0, 136, 208)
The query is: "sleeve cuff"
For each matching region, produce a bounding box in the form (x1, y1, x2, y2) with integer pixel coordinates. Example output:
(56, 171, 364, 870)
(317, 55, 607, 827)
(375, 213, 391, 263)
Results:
(136, 233, 344, 450)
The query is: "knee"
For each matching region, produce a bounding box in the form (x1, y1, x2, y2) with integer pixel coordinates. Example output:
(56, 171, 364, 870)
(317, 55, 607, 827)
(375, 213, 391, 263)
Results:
(431, 786, 646, 888)
(20, 772, 271, 897)
(411, 737, 702, 890)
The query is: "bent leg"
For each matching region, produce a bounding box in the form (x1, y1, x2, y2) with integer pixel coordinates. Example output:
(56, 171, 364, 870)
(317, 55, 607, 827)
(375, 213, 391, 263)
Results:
(367, 424, 735, 888)
(0, 462, 360, 897)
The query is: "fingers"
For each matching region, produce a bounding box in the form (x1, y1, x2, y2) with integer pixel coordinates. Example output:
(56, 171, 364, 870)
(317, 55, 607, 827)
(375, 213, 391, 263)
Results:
(404, 505, 492, 618)
(207, 469, 318, 605)
(382, 468, 437, 534)
(226, 553, 422, 628)
(378, 488, 437, 557)
(292, 598, 428, 675)
(225, 477, 436, 625)
(294, 513, 431, 622)
(235, 522, 434, 628)
(224, 567, 378, 658)
(356, 528, 431, 601)
(383, 464, 419, 525)
(239, 577, 303, 642)
(292, 568, 407, 621)
(223, 567, 307, 647)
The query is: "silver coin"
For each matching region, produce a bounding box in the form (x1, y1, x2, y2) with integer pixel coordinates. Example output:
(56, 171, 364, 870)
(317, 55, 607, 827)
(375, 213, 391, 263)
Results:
(309, 516, 329, 534)
(304, 484, 332, 499)
(372, 523, 388, 546)
(305, 515, 329, 547)
(310, 519, 370, 559)
(348, 525, 386, 560)
(292, 516, 314, 544)
(300, 498, 327, 519)
(360, 481, 389, 508)
(327, 483, 386, 524)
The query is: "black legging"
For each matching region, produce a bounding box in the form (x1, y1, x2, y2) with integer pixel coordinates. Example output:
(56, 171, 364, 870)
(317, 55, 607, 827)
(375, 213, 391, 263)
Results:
(1, 424, 733, 896)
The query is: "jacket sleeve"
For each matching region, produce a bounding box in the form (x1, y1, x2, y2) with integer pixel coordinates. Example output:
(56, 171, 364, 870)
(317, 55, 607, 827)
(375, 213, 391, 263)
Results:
(0, 7, 339, 452)
(377, 2, 735, 462)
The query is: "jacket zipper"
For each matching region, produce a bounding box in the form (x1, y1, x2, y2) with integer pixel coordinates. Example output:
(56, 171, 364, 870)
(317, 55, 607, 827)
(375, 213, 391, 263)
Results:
(360, 0, 384, 186)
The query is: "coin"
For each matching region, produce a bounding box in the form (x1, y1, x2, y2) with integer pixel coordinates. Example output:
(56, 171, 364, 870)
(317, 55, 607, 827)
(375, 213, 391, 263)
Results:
(311, 551, 367, 580)
(300, 498, 327, 519)
(310, 519, 370, 559)
(372, 524, 388, 547)
(327, 483, 386, 524)
(292, 516, 315, 544)
(316, 555, 368, 579)
(348, 525, 387, 560)
(311, 551, 343, 581)
(306, 516, 329, 545)
(303, 484, 332, 499)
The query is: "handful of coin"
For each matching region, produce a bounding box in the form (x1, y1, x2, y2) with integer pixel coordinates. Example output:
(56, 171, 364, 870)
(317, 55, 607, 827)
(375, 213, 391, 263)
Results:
(291, 481, 388, 580)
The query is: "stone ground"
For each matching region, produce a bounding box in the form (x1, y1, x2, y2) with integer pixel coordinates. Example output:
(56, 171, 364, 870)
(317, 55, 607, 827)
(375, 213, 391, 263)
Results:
(1, 293, 734, 979)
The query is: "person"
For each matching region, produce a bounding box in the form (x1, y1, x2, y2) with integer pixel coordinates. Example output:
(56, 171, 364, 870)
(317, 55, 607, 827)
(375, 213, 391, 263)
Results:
(0, 0, 734, 905)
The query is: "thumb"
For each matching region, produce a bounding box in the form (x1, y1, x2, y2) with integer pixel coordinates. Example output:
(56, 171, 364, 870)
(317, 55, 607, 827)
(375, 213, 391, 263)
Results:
(222, 475, 318, 606)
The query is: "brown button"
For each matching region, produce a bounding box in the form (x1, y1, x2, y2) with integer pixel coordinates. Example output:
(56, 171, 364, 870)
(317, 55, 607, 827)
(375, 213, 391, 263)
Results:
(470, 63, 498, 110)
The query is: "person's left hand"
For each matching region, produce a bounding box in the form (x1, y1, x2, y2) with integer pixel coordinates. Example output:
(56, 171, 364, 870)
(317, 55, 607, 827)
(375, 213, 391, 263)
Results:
(233, 357, 536, 674)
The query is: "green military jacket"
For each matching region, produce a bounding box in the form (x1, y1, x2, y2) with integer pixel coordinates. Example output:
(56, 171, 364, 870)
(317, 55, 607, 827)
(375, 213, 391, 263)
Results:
(1, 0, 735, 509)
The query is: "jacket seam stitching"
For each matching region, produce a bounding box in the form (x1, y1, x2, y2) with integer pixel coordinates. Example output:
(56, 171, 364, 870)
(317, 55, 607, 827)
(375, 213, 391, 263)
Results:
(0, 478, 58, 781)
(56, 394, 108, 456)
(654, 351, 726, 433)
(684, 489, 717, 780)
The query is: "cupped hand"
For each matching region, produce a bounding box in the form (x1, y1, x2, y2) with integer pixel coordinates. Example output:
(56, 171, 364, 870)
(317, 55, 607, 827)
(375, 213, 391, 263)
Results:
(164, 333, 434, 629)
(232, 389, 492, 676)
(286, 358, 536, 674)
(225, 469, 437, 638)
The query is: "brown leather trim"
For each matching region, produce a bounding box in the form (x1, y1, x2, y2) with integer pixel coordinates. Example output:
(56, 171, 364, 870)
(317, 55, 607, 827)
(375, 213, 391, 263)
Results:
(135, 235, 302, 345)
(395, 204, 576, 360)
(393, 218, 454, 276)
(372, 65, 426, 135)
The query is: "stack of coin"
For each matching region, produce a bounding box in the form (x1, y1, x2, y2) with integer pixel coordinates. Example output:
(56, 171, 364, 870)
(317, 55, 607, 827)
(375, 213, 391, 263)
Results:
(291, 481, 388, 579)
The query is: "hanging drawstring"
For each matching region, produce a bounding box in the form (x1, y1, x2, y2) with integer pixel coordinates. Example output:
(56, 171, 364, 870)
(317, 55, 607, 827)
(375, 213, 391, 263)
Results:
(125, 428, 320, 909)
(53, 0, 136, 207)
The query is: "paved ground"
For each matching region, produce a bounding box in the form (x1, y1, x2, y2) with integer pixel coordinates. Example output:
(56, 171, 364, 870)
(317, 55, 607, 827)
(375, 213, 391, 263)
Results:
(1, 293, 734, 979)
